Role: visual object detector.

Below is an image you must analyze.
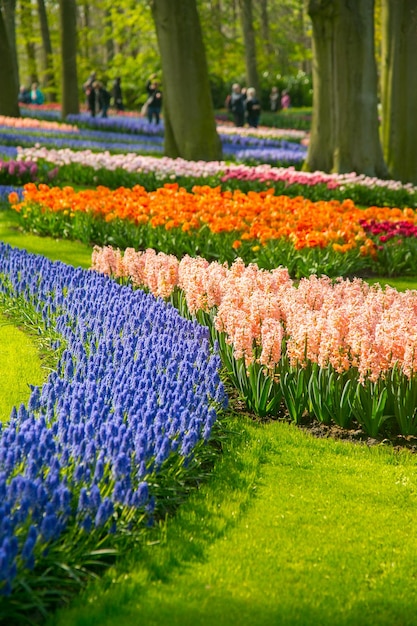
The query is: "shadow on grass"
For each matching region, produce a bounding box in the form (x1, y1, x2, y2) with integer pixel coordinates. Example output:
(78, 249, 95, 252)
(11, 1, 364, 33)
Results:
(48, 417, 273, 626)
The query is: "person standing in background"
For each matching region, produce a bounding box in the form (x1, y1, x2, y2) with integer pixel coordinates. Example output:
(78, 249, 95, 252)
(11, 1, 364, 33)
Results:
(30, 82, 44, 105)
(245, 87, 261, 128)
(112, 77, 124, 113)
(270, 86, 280, 112)
(87, 81, 97, 117)
(281, 90, 291, 109)
(95, 81, 111, 118)
(146, 80, 162, 124)
(83, 71, 96, 111)
(18, 85, 31, 104)
(227, 83, 246, 127)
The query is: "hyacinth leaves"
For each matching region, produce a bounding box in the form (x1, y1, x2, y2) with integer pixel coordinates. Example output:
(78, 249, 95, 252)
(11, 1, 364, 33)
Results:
(307, 365, 355, 429)
(386, 366, 417, 436)
(349, 379, 391, 438)
(214, 331, 283, 418)
(0, 243, 227, 615)
(279, 362, 310, 425)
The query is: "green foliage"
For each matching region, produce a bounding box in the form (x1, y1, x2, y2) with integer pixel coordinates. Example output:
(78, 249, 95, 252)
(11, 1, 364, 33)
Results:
(307, 364, 355, 428)
(279, 359, 310, 423)
(387, 367, 417, 436)
(349, 378, 392, 438)
(370, 237, 417, 277)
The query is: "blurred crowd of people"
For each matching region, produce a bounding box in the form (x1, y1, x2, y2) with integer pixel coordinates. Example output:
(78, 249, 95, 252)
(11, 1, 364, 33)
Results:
(82, 71, 162, 124)
(226, 82, 291, 128)
(19, 71, 291, 129)
(225, 83, 261, 128)
(18, 82, 45, 105)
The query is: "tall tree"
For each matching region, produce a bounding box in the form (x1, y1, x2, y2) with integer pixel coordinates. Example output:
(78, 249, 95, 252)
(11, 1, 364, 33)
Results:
(150, 0, 222, 161)
(0, 8, 20, 115)
(381, 0, 417, 184)
(37, 0, 57, 101)
(239, 0, 260, 92)
(1, 0, 19, 90)
(259, 0, 274, 65)
(60, 0, 79, 117)
(305, 0, 387, 177)
(20, 0, 38, 84)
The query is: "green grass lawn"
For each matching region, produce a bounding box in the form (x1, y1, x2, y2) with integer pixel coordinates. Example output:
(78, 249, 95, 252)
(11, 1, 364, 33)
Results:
(0, 206, 92, 268)
(0, 313, 45, 422)
(3, 207, 417, 626)
(48, 418, 417, 626)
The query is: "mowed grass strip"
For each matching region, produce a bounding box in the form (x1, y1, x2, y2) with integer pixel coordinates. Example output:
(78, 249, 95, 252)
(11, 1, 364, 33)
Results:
(0, 205, 92, 268)
(49, 418, 417, 626)
(0, 313, 44, 422)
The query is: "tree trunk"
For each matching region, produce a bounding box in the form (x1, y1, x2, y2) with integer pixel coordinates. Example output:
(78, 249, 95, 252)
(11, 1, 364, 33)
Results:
(239, 0, 260, 93)
(60, 0, 79, 117)
(1, 0, 19, 92)
(20, 0, 38, 84)
(150, 0, 222, 161)
(0, 8, 20, 116)
(105, 9, 115, 65)
(381, 0, 417, 184)
(305, 0, 388, 177)
(259, 0, 274, 63)
(304, 0, 336, 172)
(37, 0, 57, 101)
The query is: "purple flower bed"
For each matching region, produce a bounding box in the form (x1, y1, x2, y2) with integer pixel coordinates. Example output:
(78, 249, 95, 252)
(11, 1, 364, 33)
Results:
(231, 146, 307, 166)
(2, 125, 307, 166)
(0, 244, 226, 596)
(0, 185, 23, 202)
(0, 124, 164, 148)
(0, 131, 163, 155)
(0, 146, 18, 159)
(66, 113, 164, 137)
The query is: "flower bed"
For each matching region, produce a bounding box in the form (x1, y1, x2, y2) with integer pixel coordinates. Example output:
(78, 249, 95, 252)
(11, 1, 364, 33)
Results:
(0, 114, 307, 167)
(0, 115, 78, 133)
(8, 182, 417, 277)
(92, 245, 417, 438)
(14, 146, 417, 208)
(0, 243, 226, 612)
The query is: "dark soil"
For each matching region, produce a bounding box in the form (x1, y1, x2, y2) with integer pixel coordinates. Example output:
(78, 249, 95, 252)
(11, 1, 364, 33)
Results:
(295, 415, 417, 454)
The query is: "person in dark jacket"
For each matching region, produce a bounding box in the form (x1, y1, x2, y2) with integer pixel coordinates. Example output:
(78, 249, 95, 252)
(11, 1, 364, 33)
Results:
(95, 82, 111, 118)
(18, 85, 31, 104)
(112, 77, 124, 113)
(245, 87, 261, 128)
(146, 80, 162, 125)
(87, 82, 96, 117)
(227, 83, 246, 127)
(83, 71, 96, 111)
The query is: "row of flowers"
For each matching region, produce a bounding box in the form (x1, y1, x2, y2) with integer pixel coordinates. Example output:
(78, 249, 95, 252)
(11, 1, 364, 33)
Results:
(2, 115, 306, 152)
(91, 245, 417, 438)
(0, 159, 58, 186)
(0, 115, 78, 133)
(10, 146, 417, 208)
(0, 111, 306, 164)
(0, 243, 226, 613)
(8, 182, 417, 277)
(20, 105, 308, 140)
